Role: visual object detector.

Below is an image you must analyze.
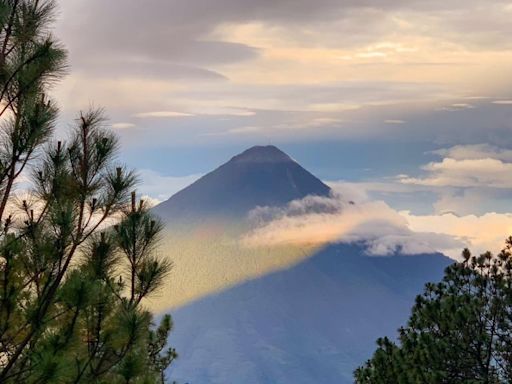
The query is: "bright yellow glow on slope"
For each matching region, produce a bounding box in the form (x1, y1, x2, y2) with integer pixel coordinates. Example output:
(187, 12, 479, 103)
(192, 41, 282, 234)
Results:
(145, 225, 321, 313)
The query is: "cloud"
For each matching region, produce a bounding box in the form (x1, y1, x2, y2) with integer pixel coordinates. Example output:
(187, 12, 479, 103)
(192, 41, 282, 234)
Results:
(60, 0, 512, 63)
(400, 158, 512, 188)
(401, 145, 512, 188)
(439, 103, 475, 112)
(71, 61, 228, 82)
(195, 108, 256, 116)
(133, 108, 256, 121)
(53, 0, 512, 126)
(420, 186, 512, 217)
(431, 144, 512, 162)
(324, 144, 512, 218)
(492, 100, 512, 105)
(227, 126, 262, 135)
(402, 210, 512, 258)
(395, 144, 512, 216)
(200, 125, 264, 137)
(134, 111, 194, 118)
(242, 193, 463, 257)
(58, 1, 262, 67)
(111, 122, 136, 129)
(384, 119, 405, 124)
(48, 0, 512, 204)
(242, 181, 512, 259)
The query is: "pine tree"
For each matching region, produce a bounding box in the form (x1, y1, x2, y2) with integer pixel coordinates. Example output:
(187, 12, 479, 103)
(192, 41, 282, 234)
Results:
(0, 1, 177, 383)
(355, 240, 512, 384)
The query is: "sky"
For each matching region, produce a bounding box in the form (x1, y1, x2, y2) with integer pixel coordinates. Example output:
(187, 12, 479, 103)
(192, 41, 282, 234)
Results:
(50, 0, 512, 259)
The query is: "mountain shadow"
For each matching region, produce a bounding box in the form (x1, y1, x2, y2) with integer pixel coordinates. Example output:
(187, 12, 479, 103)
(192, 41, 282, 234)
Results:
(167, 243, 452, 384)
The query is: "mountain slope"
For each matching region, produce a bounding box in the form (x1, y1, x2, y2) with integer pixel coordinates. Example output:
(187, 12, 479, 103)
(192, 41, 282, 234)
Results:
(167, 243, 452, 384)
(153, 145, 331, 220)
(150, 145, 453, 383)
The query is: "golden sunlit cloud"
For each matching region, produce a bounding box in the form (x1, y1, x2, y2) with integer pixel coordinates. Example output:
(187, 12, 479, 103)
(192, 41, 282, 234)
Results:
(402, 211, 512, 259)
(241, 196, 462, 255)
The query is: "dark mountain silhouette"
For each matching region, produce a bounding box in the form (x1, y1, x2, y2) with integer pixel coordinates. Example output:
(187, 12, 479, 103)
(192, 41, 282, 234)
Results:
(153, 145, 331, 220)
(167, 244, 452, 384)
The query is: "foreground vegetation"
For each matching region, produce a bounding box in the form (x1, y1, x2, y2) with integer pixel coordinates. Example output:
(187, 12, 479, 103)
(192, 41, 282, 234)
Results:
(356, 239, 512, 384)
(0, 1, 175, 382)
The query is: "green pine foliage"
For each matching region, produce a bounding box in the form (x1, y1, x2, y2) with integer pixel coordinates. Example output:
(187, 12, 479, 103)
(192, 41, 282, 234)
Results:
(0, 1, 177, 383)
(355, 239, 512, 384)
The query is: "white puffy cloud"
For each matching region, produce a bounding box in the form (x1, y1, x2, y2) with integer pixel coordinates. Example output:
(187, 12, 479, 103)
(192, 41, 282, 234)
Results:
(241, 179, 512, 259)
(402, 211, 512, 258)
(242, 193, 463, 257)
(400, 158, 512, 188)
(431, 144, 512, 162)
(381, 144, 512, 216)
(400, 142, 512, 191)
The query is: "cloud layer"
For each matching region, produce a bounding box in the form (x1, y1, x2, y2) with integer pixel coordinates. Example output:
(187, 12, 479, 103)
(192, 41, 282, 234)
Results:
(241, 180, 512, 259)
(46, 1, 512, 268)
(400, 158, 512, 188)
(51, 0, 512, 152)
(242, 193, 463, 257)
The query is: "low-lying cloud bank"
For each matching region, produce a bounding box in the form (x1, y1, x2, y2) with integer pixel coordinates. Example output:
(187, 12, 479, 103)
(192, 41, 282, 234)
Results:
(242, 188, 512, 259)
(242, 193, 463, 257)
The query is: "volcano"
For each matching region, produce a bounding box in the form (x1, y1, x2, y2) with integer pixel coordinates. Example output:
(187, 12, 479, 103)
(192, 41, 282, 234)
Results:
(153, 145, 331, 220)
(153, 145, 453, 384)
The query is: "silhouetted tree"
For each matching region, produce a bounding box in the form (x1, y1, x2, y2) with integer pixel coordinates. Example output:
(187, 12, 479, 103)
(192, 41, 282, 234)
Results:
(0, 1, 176, 382)
(355, 239, 512, 384)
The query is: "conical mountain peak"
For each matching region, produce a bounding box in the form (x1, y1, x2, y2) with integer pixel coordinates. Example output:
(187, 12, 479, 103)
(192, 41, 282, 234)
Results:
(154, 145, 331, 220)
(230, 145, 294, 164)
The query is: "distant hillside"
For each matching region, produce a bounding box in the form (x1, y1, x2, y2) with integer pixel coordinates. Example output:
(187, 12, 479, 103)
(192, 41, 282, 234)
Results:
(167, 243, 452, 384)
(153, 145, 331, 221)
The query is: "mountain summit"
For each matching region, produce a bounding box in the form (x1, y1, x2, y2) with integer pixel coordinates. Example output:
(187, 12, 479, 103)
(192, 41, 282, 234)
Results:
(230, 145, 295, 163)
(154, 145, 331, 220)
